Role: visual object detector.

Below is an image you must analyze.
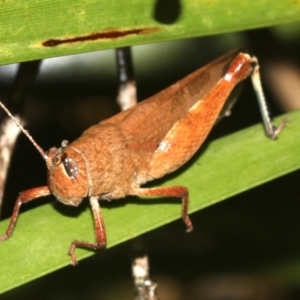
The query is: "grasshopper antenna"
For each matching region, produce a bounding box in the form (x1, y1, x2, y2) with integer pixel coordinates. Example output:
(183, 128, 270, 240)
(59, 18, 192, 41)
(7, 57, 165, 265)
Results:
(0, 100, 48, 160)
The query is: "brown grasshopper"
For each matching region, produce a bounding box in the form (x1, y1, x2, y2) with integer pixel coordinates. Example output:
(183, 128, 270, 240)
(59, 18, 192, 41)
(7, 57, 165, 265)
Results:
(0, 49, 284, 265)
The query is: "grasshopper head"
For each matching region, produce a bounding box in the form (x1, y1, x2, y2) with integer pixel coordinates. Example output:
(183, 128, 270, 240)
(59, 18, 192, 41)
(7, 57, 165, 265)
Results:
(46, 140, 90, 206)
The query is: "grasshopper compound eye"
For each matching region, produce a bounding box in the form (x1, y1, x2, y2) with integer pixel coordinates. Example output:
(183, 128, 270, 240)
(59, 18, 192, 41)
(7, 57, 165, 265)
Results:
(62, 154, 79, 179)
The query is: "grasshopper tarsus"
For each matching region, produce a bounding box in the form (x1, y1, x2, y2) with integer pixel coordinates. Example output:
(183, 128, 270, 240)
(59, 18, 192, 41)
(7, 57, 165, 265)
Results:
(272, 118, 288, 139)
(184, 217, 194, 233)
(68, 239, 106, 266)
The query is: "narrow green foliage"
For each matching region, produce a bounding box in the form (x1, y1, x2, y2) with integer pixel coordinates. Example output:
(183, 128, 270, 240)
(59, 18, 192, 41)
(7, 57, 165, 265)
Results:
(0, 0, 300, 65)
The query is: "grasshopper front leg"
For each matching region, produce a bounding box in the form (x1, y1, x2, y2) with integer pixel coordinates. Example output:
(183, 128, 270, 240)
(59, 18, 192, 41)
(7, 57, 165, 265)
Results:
(68, 196, 107, 266)
(0, 186, 51, 241)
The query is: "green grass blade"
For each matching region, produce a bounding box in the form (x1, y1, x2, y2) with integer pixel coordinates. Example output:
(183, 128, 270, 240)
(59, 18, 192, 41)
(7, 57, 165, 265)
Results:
(0, 0, 300, 65)
(0, 110, 299, 293)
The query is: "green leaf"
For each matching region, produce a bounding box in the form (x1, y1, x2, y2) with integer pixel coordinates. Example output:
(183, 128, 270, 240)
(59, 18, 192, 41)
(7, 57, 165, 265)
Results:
(0, 110, 299, 293)
(0, 0, 300, 65)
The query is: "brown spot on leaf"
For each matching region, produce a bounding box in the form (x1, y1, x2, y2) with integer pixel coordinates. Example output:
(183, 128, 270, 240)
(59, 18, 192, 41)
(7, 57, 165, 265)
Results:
(43, 28, 161, 47)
